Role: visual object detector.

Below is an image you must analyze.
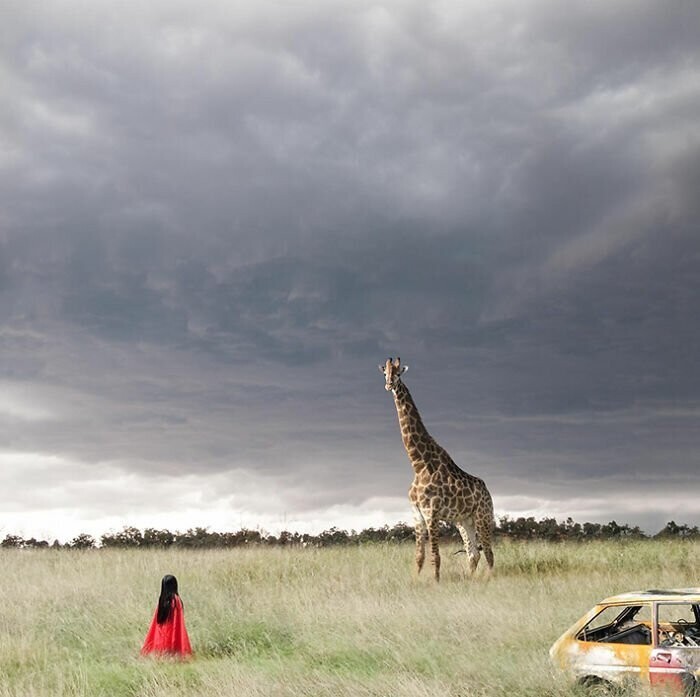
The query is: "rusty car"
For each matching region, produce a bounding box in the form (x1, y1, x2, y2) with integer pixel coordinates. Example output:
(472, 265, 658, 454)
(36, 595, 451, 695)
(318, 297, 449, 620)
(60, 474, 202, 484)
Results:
(550, 588, 700, 693)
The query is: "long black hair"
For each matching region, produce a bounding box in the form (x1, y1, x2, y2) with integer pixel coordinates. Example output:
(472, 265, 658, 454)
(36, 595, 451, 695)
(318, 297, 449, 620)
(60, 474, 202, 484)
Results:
(157, 574, 181, 624)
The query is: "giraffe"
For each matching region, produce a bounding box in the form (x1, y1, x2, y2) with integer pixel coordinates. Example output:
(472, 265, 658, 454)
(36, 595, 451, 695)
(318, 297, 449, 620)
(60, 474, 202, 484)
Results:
(380, 357, 494, 582)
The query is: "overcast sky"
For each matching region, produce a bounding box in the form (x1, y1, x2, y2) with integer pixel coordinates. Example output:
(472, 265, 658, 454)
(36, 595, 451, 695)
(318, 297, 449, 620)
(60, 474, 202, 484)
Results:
(2, 0, 699, 542)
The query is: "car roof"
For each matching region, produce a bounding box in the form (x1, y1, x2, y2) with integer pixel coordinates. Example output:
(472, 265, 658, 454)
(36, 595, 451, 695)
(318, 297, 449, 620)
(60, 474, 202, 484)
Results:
(600, 588, 700, 604)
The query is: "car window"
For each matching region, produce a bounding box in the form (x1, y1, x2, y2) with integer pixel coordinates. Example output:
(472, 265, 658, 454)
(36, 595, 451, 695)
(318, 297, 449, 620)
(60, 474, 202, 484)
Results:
(656, 603, 700, 648)
(658, 603, 697, 625)
(578, 604, 652, 645)
(583, 606, 628, 633)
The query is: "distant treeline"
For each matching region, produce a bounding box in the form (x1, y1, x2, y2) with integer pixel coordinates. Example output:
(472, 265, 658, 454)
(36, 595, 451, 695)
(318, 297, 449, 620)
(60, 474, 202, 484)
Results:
(2, 517, 699, 550)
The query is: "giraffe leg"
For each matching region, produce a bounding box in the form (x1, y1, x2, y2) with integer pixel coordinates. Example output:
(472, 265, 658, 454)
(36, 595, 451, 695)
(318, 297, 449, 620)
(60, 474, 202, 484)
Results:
(412, 505, 428, 575)
(456, 520, 480, 576)
(427, 517, 441, 582)
(476, 516, 495, 577)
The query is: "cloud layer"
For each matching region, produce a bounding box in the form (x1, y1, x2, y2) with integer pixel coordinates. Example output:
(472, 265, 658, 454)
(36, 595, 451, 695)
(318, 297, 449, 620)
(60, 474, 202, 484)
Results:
(2, 0, 699, 540)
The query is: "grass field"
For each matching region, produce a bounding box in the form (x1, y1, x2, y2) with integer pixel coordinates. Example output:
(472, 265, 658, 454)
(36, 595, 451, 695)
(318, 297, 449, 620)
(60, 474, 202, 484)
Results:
(1, 540, 698, 696)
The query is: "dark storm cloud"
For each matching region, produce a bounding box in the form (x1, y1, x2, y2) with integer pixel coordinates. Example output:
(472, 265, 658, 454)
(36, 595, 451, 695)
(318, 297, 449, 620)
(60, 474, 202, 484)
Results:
(1, 0, 699, 537)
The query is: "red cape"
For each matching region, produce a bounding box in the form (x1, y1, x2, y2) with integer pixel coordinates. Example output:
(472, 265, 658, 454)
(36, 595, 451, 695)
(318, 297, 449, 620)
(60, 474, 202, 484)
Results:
(141, 595, 192, 657)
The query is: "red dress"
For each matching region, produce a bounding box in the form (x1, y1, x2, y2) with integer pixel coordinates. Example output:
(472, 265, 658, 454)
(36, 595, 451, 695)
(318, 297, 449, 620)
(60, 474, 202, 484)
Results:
(141, 595, 192, 657)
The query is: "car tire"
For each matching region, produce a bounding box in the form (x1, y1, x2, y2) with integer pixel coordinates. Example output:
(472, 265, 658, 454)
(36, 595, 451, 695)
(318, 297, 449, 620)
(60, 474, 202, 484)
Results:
(577, 676, 620, 695)
(681, 673, 698, 697)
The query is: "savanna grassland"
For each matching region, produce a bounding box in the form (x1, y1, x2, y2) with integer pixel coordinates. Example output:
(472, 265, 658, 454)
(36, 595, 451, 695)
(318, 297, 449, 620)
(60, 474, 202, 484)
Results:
(1, 540, 698, 697)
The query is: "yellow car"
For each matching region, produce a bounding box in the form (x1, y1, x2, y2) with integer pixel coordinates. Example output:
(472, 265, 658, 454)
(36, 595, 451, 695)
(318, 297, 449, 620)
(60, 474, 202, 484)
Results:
(550, 588, 700, 694)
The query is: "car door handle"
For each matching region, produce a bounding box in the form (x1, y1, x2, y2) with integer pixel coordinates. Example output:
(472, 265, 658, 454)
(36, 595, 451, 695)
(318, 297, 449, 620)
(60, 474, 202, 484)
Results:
(656, 653, 672, 663)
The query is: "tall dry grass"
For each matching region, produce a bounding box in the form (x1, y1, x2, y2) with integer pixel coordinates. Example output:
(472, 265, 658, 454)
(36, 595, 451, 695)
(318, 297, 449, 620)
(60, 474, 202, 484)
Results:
(1, 540, 698, 696)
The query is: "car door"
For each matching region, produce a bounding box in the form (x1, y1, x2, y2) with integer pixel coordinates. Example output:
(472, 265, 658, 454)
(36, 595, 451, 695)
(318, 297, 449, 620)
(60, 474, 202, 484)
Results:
(575, 603, 654, 684)
(649, 601, 700, 692)
(649, 648, 688, 691)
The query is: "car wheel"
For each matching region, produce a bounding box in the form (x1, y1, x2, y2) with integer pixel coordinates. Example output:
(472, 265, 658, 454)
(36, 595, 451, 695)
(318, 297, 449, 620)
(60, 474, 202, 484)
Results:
(577, 676, 620, 696)
(682, 673, 699, 697)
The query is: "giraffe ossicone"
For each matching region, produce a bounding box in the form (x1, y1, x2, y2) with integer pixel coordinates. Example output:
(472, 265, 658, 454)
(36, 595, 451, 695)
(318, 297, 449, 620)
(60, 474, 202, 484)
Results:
(380, 356, 495, 582)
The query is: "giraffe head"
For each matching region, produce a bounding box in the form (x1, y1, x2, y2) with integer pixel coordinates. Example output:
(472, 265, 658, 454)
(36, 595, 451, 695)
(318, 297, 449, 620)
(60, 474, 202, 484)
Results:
(379, 356, 407, 391)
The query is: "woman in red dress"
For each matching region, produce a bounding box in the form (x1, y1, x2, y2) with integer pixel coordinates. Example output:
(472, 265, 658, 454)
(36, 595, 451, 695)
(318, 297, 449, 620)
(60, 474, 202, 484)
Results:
(141, 574, 192, 657)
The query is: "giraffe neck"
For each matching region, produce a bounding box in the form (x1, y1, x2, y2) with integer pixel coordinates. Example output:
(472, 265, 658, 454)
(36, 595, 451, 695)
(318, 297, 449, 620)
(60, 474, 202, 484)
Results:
(392, 381, 433, 472)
